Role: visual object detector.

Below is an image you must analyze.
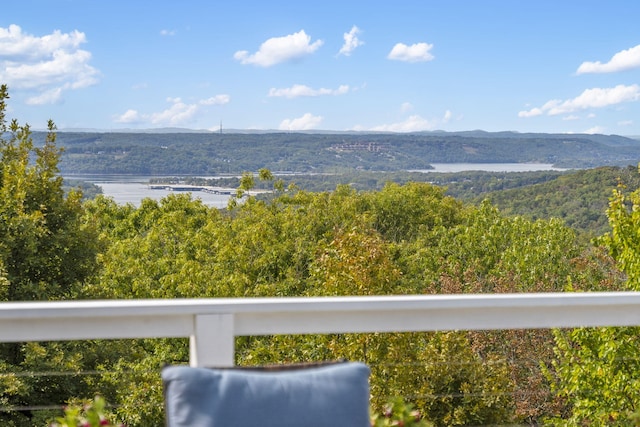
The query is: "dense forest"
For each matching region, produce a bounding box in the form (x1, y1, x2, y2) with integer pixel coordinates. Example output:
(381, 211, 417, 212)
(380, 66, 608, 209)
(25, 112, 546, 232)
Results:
(4, 85, 640, 426)
(28, 129, 640, 175)
(167, 165, 640, 239)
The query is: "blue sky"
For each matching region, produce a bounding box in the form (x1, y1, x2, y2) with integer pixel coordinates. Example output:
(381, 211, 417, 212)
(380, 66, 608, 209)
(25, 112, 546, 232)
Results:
(1, 1, 640, 135)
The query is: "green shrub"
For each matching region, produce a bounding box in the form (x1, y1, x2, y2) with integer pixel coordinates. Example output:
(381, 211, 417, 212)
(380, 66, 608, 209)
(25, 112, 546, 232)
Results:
(48, 396, 124, 427)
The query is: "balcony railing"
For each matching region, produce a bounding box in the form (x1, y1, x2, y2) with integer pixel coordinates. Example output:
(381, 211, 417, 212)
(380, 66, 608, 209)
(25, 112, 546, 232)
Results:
(2, 292, 640, 367)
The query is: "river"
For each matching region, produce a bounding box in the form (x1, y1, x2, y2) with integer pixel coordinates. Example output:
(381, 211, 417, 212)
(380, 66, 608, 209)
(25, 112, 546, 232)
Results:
(68, 163, 566, 207)
(68, 175, 233, 208)
(414, 163, 565, 173)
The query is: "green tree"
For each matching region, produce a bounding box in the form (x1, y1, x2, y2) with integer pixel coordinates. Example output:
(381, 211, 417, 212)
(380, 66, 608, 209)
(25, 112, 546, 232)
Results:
(0, 85, 100, 426)
(547, 173, 640, 426)
(0, 86, 98, 302)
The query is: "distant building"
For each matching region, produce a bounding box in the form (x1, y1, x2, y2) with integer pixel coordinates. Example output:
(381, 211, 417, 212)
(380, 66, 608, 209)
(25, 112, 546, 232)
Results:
(327, 142, 390, 153)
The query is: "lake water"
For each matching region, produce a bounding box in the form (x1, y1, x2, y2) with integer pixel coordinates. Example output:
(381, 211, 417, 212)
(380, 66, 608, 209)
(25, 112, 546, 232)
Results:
(69, 175, 233, 208)
(413, 163, 566, 173)
(68, 163, 566, 207)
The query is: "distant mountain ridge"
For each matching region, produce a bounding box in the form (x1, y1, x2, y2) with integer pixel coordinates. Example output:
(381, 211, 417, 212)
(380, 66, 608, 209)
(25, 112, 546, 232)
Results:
(29, 130, 640, 175)
(58, 127, 216, 134)
(439, 130, 639, 147)
(55, 128, 640, 144)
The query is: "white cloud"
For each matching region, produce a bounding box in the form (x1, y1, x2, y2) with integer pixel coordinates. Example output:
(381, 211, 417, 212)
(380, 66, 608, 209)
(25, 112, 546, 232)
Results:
(576, 44, 640, 74)
(584, 126, 605, 134)
(279, 113, 323, 130)
(25, 87, 63, 105)
(234, 30, 323, 67)
(160, 29, 176, 36)
(149, 98, 199, 125)
(400, 102, 414, 113)
(114, 95, 229, 126)
(562, 115, 581, 121)
(114, 109, 143, 124)
(338, 26, 363, 56)
(387, 42, 434, 63)
(200, 94, 230, 105)
(442, 110, 452, 123)
(0, 24, 99, 103)
(268, 84, 349, 98)
(6, 49, 97, 89)
(518, 107, 543, 118)
(0, 24, 85, 59)
(371, 115, 435, 132)
(618, 120, 633, 126)
(518, 84, 640, 117)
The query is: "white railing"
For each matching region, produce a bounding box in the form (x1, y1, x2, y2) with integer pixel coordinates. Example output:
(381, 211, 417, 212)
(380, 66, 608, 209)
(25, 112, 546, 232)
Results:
(2, 292, 640, 367)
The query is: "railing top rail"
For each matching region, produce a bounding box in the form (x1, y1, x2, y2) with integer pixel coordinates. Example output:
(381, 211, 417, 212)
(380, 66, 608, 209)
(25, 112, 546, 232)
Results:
(2, 291, 640, 319)
(4, 292, 640, 366)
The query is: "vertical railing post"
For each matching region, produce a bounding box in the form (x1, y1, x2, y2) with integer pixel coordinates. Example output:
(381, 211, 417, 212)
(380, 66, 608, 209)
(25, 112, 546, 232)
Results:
(189, 313, 235, 367)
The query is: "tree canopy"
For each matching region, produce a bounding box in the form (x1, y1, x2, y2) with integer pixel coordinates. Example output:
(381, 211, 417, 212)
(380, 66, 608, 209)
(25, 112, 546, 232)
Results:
(547, 168, 640, 426)
(0, 85, 100, 426)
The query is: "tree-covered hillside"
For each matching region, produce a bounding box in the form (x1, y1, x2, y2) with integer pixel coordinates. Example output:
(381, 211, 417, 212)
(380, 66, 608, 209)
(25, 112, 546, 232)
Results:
(170, 166, 640, 238)
(29, 130, 640, 175)
(469, 166, 640, 237)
